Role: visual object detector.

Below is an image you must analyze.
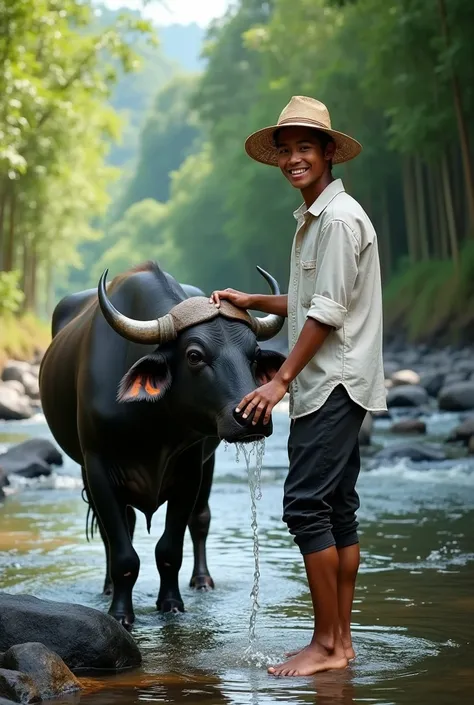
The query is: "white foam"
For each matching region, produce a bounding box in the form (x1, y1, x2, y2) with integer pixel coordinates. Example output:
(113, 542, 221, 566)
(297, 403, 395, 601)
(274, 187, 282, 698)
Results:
(365, 458, 474, 486)
(3, 472, 83, 494)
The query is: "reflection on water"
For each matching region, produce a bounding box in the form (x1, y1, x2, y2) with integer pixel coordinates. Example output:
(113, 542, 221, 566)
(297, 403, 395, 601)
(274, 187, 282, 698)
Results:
(1, 410, 473, 705)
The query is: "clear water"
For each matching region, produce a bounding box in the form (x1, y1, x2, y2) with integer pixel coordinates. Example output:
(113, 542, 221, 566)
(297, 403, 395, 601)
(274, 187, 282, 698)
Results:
(1, 408, 474, 705)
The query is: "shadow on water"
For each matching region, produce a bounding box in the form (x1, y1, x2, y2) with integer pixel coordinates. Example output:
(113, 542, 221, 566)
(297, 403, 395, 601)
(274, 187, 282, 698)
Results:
(1, 410, 474, 704)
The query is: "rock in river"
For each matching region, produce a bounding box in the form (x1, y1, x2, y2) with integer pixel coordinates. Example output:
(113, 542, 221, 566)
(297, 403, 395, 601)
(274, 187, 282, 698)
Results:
(0, 594, 141, 672)
(0, 439, 62, 479)
(438, 382, 474, 411)
(0, 643, 81, 700)
(387, 384, 429, 408)
(0, 669, 40, 704)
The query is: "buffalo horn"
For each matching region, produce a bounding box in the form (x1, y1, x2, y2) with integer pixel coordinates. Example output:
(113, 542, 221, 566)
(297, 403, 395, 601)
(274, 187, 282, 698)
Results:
(97, 270, 177, 345)
(249, 266, 285, 341)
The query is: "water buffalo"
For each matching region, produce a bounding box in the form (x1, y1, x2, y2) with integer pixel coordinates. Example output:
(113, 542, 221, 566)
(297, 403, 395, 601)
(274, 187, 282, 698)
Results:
(39, 262, 285, 627)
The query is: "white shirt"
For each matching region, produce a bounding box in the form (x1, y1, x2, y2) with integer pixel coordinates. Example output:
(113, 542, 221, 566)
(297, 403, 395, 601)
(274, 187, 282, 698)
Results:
(287, 178, 387, 418)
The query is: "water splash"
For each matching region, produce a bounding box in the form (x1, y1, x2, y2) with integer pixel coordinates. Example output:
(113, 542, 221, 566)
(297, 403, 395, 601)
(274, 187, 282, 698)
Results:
(234, 439, 276, 666)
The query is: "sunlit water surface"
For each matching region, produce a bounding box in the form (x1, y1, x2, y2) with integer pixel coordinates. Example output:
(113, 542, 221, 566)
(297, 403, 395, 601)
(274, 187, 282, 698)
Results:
(1, 407, 473, 705)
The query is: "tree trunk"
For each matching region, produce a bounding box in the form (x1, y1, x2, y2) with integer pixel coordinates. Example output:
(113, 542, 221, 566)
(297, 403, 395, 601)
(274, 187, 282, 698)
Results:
(0, 182, 7, 270)
(380, 187, 392, 281)
(46, 256, 54, 320)
(427, 165, 441, 258)
(402, 157, 418, 263)
(436, 166, 449, 259)
(414, 156, 429, 259)
(438, 0, 474, 230)
(441, 151, 459, 269)
(4, 185, 16, 271)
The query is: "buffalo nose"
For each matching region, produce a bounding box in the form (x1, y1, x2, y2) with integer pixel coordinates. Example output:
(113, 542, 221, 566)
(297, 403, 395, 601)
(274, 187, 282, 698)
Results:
(233, 407, 253, 427)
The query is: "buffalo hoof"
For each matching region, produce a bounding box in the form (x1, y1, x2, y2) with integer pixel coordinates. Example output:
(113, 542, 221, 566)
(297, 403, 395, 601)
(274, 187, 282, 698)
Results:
(109, 609, 135, 631)
(189, 575, 215, 591)
(102, 581, 113, 597)
(157, 598, 184, 614)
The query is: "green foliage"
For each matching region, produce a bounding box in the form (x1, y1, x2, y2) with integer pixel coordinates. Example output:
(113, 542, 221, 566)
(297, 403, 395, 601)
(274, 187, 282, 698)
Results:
(113, 74, 202, 221)
(384, 242, 474, 342)
(0, 0, 155, 312)
(0, 270, 24, 315)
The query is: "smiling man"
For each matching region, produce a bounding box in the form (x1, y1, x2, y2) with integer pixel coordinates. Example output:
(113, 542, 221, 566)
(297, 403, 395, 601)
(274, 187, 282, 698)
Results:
(211, 96, 386, 676)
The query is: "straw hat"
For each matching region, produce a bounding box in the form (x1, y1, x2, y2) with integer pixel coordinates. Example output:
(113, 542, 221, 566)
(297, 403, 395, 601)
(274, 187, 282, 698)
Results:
(245, 96, 362, 166)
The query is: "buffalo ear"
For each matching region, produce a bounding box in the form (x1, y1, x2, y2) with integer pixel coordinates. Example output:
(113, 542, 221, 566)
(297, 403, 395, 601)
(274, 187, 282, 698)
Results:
(117, 353, 171, 403)
(255, 350, 286, 385)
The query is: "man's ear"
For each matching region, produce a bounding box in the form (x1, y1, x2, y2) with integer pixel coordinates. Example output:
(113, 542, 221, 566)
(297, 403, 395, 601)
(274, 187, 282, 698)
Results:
(325, 140, 336, 162)
(255, 350, 287, 386)
(117, 353, 172, 403)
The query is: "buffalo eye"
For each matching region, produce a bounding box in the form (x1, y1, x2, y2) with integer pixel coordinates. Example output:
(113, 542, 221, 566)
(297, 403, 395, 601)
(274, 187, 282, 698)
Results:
(187, 349, 204, 366)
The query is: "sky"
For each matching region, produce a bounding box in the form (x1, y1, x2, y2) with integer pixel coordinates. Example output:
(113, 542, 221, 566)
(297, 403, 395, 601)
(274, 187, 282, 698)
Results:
(102, 0, 231, 27)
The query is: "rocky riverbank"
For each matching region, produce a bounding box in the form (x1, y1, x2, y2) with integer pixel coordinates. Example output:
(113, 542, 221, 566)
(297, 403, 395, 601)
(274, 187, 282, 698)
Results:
(0, 359, 42, 422)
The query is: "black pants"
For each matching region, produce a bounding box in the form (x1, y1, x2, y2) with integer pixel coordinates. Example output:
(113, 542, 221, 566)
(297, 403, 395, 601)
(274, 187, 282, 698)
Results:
(283, 385, 366, 555)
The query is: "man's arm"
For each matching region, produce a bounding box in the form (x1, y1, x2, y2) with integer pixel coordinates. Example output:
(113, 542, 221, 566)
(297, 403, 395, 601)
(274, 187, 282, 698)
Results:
(274, 318, 332, 387)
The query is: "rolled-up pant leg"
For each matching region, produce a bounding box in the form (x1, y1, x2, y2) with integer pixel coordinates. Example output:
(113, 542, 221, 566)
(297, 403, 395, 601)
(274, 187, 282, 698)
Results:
(331, 440, 362, 549)
(283, 385, 366, 555)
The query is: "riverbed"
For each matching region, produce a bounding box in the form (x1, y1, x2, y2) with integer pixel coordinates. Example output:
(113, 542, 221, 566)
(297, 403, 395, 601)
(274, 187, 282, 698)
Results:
(1, 408, 473, 705)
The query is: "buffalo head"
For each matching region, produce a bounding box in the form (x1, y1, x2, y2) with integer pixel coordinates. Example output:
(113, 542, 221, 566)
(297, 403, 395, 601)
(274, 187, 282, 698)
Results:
(97, 267, 286, 442)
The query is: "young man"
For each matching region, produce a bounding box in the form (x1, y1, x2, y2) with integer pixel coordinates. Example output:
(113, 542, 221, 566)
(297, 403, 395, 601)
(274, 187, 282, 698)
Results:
(210, 96, 386, 677)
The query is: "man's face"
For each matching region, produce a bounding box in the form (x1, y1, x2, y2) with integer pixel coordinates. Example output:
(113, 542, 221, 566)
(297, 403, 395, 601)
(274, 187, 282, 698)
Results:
(276, 126, 334, 190)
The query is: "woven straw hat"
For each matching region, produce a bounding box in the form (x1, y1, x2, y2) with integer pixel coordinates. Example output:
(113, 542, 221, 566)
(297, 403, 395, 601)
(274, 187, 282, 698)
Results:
(245, 96, 362, 166)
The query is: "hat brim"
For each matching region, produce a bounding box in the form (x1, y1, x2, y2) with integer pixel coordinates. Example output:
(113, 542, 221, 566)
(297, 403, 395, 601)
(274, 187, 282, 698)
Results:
(244, 121, 362, 166)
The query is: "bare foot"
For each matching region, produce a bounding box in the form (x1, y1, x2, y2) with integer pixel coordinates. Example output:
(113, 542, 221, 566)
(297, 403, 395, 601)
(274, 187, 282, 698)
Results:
(286, 642, 356, 661)
(268, 642, 348, 677)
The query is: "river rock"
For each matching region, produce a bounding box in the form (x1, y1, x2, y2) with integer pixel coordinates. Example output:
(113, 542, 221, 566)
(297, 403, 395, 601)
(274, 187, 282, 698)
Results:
(0, 439, 62, 479)
(446, 417, 474, 444)
(443, 371, 469, 386)
(0, 467, 8, 500)
(1, 643, 81, 700)
(1, 362, 32, 385)
(390, 419, 427, 435)
(384, 361, 400, 379)
(387, 384, 429, 408)
(0, 594, 142, 671)
(359, 413, 373, 446)
(374, 442, 446, 462)
(391, 369, 420, 386)
(419, 370, 445, 397)
(0, 698, 18, 705)
(19, 373, 39, 401)
(0, 669, 40, 704)
(438, 382, 474, 411)
(0, 384, 33, 421)
(1, 381, 26, 397)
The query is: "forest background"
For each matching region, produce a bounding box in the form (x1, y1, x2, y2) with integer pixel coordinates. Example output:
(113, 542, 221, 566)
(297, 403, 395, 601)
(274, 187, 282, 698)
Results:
(1, 0, 474, 364)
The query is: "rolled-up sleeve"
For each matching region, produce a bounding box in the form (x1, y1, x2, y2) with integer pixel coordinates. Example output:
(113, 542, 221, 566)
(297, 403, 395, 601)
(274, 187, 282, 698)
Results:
(307, 219, 360, 330)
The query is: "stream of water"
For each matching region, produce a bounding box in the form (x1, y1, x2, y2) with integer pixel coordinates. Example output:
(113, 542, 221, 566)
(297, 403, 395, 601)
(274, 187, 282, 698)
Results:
(1, 407, 473, 705)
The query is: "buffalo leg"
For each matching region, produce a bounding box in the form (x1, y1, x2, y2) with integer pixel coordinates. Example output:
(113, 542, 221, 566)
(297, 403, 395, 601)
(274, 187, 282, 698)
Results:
(84, 453, 140, 628)
(188, 453, 215, 590)
(103, 506, 136, 597)
(155, 447, 203, 613)
(81, 467, 113, 597)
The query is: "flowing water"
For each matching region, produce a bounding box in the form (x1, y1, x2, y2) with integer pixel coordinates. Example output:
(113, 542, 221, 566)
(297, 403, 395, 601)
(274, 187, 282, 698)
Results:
(1, 407, 474, 705)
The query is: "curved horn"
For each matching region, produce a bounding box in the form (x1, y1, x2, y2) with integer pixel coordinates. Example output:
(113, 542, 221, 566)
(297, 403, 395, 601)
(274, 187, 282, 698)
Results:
(249, 266, 285, 341)
(97, 270, 177, 345)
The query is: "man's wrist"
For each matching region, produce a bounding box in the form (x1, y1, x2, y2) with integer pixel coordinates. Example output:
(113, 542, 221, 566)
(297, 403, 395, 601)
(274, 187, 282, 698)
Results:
(274, 370, 292, 388)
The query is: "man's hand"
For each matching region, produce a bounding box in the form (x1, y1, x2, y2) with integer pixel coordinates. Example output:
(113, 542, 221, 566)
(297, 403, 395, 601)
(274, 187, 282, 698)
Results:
(236, 377, 289, 426)
(209, 288, 254, 310)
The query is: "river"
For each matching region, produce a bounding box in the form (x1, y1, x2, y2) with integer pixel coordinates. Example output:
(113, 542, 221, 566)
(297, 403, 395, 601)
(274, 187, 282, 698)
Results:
(1, 407, 473, 705)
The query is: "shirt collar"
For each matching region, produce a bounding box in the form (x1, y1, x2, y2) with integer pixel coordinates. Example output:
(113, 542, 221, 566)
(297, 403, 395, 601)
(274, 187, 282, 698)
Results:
(293, 178, 345, 221)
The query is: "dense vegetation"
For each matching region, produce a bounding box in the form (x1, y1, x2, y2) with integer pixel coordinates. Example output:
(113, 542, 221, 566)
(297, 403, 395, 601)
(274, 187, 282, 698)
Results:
(2, 0, 474, 347)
